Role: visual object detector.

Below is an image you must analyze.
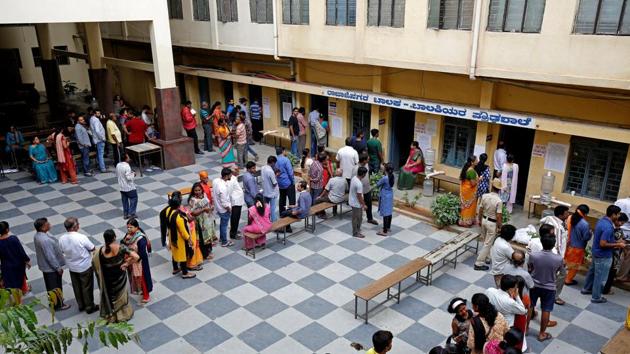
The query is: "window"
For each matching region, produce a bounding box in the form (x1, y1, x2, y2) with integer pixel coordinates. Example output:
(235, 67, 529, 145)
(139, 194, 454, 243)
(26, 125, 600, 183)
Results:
(282, 0, 309, 24)
(441, 117, 476, 167)
(54, 46, 70, 65)
(487, 0, 546, 33)
(193, 0, 211, 21)
(564, 137, 627, 202)
(2, 49, 22, 68)
(31, 47, 42, 67)
(574, 0, 630, 35)
(167, 0, 184, 19)
(367, 0, 405, 27)
(250, 0, 273, 23)
(427, 0, 474, 30)
(326, 0, 357, 26)
(279, 90, 295, 127)
(217, 0, 239, 22)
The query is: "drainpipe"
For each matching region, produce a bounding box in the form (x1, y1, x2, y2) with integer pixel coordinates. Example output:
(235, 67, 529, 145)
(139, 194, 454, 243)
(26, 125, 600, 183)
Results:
(469, 0, 483, 80)
(272, 0, 296, 79)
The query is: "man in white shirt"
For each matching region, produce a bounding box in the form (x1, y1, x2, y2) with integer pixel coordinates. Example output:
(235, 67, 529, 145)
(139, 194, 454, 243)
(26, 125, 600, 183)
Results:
(337, 137, 359, 186)
(486, 274, 527, 326)
(490, 224, 516, 286)
(502, 250, 534, 290)
(116, 153, 138, 219)
(539, 205, 570, 305)
(213, 168, 233, 247)
(58, 217, 98, 314)
(228, 169, 245, 240)
(615, 196, 630, 238)
(493, 141, 507, 178)
(349, 167, 368, 238)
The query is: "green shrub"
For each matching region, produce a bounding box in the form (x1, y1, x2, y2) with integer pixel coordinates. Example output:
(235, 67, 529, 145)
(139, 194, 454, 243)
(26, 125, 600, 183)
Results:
(369, 171, 384, 199)
(502, 204, 511, 224)
(287, 152, 301, 168)
(430, 193, 460, 227)
(0, 289, 136, 354)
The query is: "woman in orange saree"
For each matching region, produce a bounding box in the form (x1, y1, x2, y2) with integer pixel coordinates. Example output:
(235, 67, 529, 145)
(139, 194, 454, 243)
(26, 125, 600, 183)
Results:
(458, 156, 478, 227)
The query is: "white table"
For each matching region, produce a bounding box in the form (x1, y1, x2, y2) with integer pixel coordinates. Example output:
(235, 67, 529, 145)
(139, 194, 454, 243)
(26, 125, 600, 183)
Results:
(125, 142, 164, 176)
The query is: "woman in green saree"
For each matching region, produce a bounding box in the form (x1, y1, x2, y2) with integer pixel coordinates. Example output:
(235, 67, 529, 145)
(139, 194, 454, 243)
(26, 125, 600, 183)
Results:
(398, 141, 425, 190)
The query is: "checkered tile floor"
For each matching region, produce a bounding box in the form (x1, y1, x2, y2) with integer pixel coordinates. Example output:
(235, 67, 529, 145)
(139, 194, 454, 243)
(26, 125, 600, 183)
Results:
(1, 147, 626, 353)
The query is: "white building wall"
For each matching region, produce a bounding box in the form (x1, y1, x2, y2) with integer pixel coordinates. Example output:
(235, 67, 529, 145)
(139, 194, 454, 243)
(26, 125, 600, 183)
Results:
(0, 24, 91, 92)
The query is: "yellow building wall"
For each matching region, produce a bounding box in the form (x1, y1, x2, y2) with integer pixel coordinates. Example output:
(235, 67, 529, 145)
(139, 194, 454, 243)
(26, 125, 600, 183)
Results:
(525, 131, 630, 213)
(114, 67, 155, 110)
(209, 79, 226, 108)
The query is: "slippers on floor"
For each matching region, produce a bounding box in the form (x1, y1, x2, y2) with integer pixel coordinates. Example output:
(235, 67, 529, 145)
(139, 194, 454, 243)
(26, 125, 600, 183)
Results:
(547, 320, 558, 328)
(537, 333, 553, 342)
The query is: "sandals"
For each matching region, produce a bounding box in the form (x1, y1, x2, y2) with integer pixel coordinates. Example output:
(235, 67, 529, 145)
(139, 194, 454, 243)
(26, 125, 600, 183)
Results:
(172, 269, 181, 275)
(221, 241, 234, 247)
(547, 320, 557, 328)
(537, 332, 552, 342)
(182, 274, 197, 279)
(554, 299, 566, 305)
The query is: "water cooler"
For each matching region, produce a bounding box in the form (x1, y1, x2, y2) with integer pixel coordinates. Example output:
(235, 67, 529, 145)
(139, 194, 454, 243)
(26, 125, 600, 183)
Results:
(422, 148, 435, 197)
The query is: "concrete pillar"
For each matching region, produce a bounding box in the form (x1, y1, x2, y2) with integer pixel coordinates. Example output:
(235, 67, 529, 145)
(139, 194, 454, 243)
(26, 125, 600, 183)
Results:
(479, 81, 496, 159)
(84, 23, 114, 115)
(35, 24, 64, 108)
(148, 16, 193, 169)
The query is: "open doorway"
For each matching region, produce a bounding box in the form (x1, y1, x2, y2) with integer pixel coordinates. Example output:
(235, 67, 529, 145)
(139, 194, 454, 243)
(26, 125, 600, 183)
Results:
(390, 108, 415, 170)
(350, 102, 370, 137)
(223, 81, 233, 106)
(248, 85, 263, 141)
(498, 125, 535, 205)
(310, 95, 328, 120)
(176, 73, 186, 103)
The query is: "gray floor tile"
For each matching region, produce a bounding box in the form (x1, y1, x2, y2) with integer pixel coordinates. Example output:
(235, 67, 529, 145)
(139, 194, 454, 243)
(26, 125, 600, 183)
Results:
(337, 237, 370, 252)
(214, 252, 251, 270)
(557, 324, 609, 354)
(136, 323, 179, 352)
(298, 254, 334, 271)
(245, 295, 289, 319)
(238, 322, 285, 352)
(299, 236, 333, 252)
(339, 254, 373, 271)
(431, 273, 470, 295)
(146, 294, 190, 319)
(294, 296, 337, 320)
(390, 296, 434, 319)
(584, 300, 627, 323)
(183, 321, 232, 352)
(250, 273, 292, 293)
(376, 237, 410, 252)
(296, 273, 336, 294)
(343, 323, 380, 347)
(551, 302, 583, 322)
(398, 323, 444, 352)
(76, 196, 106, 207)
(415, 237, 443, 251)
(0, 208, 24, 219)
(381, 254, 413, 269)
(196, 295, 240, 319)
(255, 253, 293, 271)
(206, 272, 247, 293)
(161, 275, 202, 292)
(11, 196, 39, 207)
(341, 273, 375, 291)
(290, 322, 337, 351)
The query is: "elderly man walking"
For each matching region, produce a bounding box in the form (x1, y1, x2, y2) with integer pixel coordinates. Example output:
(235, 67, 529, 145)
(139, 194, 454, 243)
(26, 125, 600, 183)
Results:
(58, 217, 98, 313)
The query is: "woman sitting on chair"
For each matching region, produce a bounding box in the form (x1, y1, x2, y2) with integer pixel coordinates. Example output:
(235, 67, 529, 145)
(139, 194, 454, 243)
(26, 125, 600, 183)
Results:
(398, 141, 425, 190)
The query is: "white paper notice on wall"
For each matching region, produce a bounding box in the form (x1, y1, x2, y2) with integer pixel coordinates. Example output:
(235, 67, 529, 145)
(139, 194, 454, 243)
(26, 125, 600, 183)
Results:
(417, 133, 432, 152)
(473, 144, 486, 158)
(414, 122, 426, 135)
(262, 97, 271, 119)
(426, 118, 438, 136)
(544, 143, 569, 172)
(282, 102, 292, 122)
(331, 116, 343, 138)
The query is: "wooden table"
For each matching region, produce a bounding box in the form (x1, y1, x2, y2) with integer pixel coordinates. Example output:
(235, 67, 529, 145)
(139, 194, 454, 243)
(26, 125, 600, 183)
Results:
(430, 174, 460, 193)
(527, 198, 560, 219)
(259, 130, 290, 147)
(125, 142, 163, 176)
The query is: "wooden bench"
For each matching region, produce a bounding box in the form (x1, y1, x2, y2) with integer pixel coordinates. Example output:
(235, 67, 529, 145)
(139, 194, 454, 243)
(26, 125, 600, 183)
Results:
(243, 232, 266, 259)
(419, 231, 480, 285)
(431, 174, 460, 193)
(354, 257, 431, 324)
(601, 327, 630, 354)
(305, 202, 335, 232)
(269, 216, 301, 245)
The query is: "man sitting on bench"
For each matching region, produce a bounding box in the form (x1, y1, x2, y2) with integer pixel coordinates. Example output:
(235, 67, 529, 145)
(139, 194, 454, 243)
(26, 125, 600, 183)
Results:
(314, 168, 347, 218)
(280, 181, 312, 223)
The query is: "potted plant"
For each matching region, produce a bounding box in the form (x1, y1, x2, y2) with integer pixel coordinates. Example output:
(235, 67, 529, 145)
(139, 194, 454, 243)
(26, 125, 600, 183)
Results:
(430, 193, 460, 228)
(62, 80, 79, 96)
(369, 171, 384, 199)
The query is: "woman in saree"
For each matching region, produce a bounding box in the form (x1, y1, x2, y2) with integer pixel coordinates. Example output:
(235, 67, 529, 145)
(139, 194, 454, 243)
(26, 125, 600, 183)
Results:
(398, 141, 425, 190)
(318, 146, 334, 187)
(188, 182, 215, 260)
(29, 136, 58, 184)
(210, 101, 225, 146)
(51, 127, 77, 184)
(93, 229, 139, 323)
(500, 154, 519, 213)
(459, 155, 478, 227)
(564, 204, 592, 285)
(122, 219, 152, 304)
(179, 198, 204, 270)
(216, 118, 236, 168)
(243, 194, 272, 250)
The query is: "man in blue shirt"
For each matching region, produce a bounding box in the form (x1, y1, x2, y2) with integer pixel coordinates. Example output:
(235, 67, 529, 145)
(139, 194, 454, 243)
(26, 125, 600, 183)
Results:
(276, 147, 296, 232)
(281, 181, 312, 220)
(243, 161, 258, 208)
(89, 110, 107, 173)
(581, 205, 625, 303)
(75, 115, 93, 177)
